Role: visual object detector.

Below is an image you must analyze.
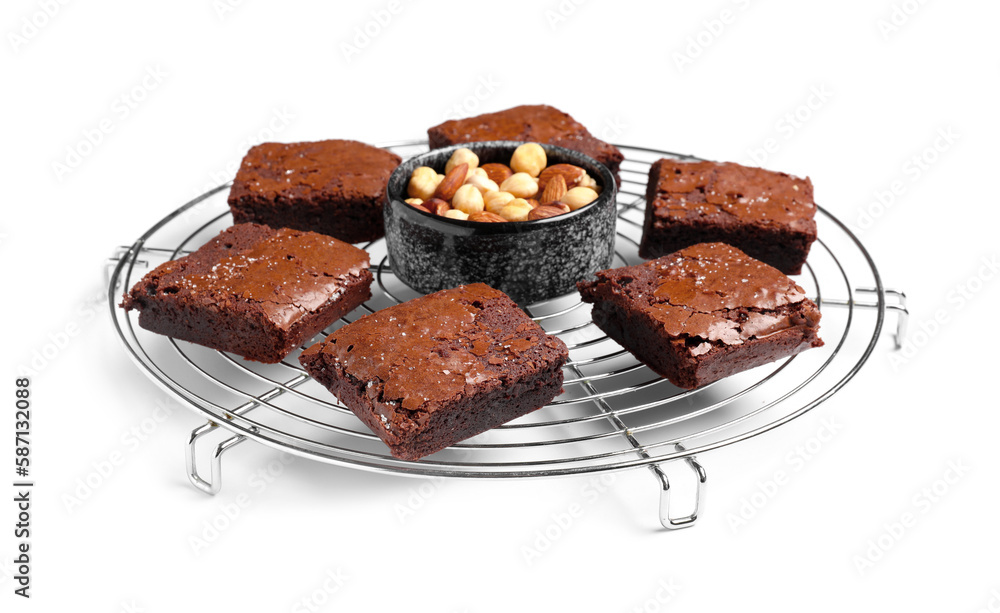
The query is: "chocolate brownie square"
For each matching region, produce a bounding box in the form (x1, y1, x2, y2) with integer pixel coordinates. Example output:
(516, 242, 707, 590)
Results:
(228, 139, 401, 244)
(121, 223, 372, 363)
(639, 159, 818, 275)
(427, 105, 625, 184)
(299, 283, 569, 461)
(578, 243, 823, 389)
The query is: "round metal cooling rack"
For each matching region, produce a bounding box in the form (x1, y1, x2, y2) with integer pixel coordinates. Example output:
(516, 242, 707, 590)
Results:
(107, 141, 908, 529)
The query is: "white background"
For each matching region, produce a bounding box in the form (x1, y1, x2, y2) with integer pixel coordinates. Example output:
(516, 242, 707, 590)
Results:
(3, 0, 999, 611)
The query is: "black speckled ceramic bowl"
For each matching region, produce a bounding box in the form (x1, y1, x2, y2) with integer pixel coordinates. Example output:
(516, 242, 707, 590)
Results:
(384, 141, 617, 305)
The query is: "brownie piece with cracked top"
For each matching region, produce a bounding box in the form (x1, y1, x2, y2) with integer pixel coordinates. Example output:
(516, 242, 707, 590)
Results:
(299, 283, 569, 460)
(120, 223, 372, 363)
(427, 104, 624, 185)
(228, 139, 401, 244)
(578, 242, 823, 389)
(639, 159, 818, 274)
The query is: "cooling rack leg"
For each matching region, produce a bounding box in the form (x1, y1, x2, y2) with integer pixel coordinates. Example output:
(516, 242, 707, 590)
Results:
(856, 287, 908, 349)
(885, 289, 908, 349)
(106, 245, 133, 290)
(181, 377, 305, 495)
(558, 359, 710, 530)
(651, 452, 708, 530)
(186, 421, 247, 495)
(106, 244, 150, 290)
(822, 287, 909, 350)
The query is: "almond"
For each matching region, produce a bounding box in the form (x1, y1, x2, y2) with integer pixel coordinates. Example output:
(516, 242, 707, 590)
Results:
(538, 164, 585, 191)
(480, 163, 514, 185)
(425, 198, 451, 216)
(525, 198, 540, 209)
(467, 211, 507, 223)
(433, 163, 467, 201)
(528, 204, 570, 221)
(405, 198, 432, 214)
(539, 174, 567, 205)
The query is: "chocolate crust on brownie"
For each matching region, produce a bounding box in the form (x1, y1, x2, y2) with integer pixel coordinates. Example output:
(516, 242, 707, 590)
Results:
(299, 283, 569, 460)
(639, 159, 818, 274)
(427, 105, 624, 185)
(578, 243, 823, 389)
(120, 223, 372, 363)
(228, 139, 401, 244)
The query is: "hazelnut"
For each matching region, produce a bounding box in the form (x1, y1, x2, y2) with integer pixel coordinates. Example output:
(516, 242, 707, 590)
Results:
(510, 143, 547, 177)
(500, 172, 539, 199)
(484, 190, 516, 214)
(444, 209, 469, 221)
(446, 148, 479, 179)
(577, 172, 601, 193)
(465, 172, 499, 194)
(452, 184, 485, 214)
(498, 198, 533, 221)
(408, 166, 443, 201)
(563, 186, 599, 211)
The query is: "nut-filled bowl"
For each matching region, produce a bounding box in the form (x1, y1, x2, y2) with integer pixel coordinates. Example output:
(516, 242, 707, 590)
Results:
(384, 141, 617, 304)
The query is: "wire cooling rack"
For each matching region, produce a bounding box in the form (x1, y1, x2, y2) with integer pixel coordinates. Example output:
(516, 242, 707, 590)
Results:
(107, 141, 908, 529)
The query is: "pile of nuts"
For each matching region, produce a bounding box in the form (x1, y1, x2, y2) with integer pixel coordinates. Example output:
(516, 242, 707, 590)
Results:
(405, 143, 601, 222)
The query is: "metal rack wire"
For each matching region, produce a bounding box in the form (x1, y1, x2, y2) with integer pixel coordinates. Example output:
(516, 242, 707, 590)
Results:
(107, 141, 908, 529)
